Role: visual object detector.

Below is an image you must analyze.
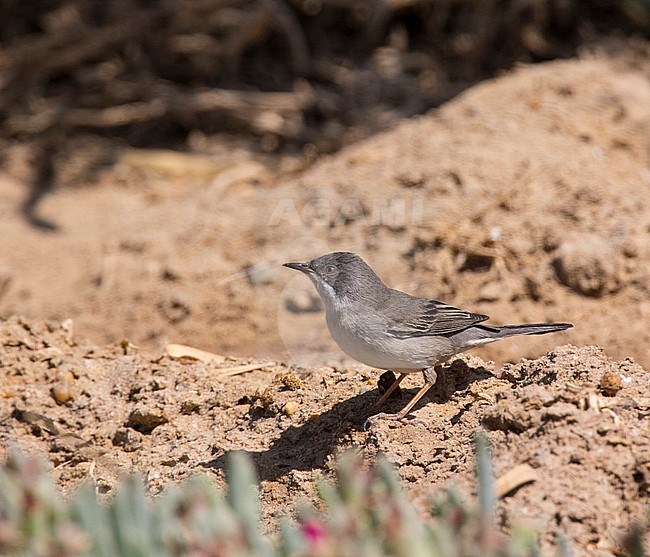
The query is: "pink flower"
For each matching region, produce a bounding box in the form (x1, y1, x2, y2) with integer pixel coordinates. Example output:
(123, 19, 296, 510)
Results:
(301, 518, 328, 550)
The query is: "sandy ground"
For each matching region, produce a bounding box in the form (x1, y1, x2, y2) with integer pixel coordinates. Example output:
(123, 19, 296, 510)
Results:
(1, 54, 650, 555)
(0, 317, 648, 556)
(1, 57, 649, 371)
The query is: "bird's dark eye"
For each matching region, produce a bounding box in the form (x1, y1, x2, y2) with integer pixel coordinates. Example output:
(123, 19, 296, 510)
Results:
(324, 265, 336, 276)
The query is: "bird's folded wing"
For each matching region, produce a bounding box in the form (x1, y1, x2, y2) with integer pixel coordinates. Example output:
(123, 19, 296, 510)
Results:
(386, 299, 489, 338)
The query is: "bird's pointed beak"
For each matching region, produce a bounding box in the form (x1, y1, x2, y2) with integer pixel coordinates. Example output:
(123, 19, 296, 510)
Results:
(283, 261, 312, 274)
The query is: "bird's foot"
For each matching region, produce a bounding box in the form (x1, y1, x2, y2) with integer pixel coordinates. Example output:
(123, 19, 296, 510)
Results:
(368, 412, 402, 422)
(364, 412, 428, 429)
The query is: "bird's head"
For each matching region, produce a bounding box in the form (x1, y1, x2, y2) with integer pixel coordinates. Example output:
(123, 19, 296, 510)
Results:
(283, 252, 382, 304)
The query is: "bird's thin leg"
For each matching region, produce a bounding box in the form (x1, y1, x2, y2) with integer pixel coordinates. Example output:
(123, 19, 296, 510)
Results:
(371, 372, 408, 410)
(393, 366, 438, 420)
(367, 366, 439, 424)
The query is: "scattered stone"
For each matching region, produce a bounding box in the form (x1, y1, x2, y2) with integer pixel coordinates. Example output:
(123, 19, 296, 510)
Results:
(52, 370, 77, 404)
(283, 401, 299, 416)
(277, 372, 303, 391)
(600, 371, 623, 396)
(126, 406, 168, 434)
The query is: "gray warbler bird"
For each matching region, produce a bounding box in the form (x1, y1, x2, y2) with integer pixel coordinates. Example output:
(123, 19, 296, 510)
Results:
(284, 252, 572, 421)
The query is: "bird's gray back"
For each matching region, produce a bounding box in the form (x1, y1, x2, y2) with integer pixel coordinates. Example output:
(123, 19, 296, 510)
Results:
(325, 289, 461, 370)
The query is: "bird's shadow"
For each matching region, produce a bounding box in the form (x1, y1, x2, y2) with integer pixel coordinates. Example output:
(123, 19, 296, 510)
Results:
(202, 360, 492, 481)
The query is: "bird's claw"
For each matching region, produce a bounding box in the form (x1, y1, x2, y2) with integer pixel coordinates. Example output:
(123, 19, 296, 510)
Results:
(364, 412, 428, 429)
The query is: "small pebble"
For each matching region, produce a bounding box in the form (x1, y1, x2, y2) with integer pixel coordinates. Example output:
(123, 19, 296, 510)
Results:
(52, 371, 76, 404)
(599, 371, 623, 396)
(277, 373, 303, 391)
(283, 401, 299, 416)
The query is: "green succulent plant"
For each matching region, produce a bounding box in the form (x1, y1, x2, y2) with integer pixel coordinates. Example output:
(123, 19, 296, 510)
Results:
(0, 433, 645, 557)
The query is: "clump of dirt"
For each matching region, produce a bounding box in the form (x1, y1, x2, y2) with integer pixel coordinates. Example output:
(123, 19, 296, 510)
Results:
(1, 316, 648, 555)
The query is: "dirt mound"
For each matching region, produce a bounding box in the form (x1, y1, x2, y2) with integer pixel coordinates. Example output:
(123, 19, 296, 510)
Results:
(1, 316, 648, 555)
(2, 55, 649, 369)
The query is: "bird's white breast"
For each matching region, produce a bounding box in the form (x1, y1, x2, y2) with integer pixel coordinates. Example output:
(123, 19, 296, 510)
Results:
(319, 288, 427, 371)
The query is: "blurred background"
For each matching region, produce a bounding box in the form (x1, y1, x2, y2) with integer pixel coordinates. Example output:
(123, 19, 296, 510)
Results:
(1, 0, 649, 367)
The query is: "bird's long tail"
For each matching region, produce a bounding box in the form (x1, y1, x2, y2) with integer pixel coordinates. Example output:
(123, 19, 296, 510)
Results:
(458, 322, 572, 346)
(483, 323, 572, 336)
